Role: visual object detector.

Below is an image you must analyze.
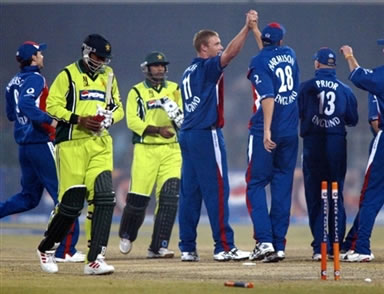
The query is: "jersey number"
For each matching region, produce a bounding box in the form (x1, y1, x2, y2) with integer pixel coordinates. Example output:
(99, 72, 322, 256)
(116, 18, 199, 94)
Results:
(182, 74, 192, 100)
(276, 65, 294, 93)
(318, 90, 336, 116)
(13, 89, 28, 125)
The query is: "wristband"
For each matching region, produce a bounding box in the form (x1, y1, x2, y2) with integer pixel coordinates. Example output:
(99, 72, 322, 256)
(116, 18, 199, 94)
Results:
(345, 54, 354, 60)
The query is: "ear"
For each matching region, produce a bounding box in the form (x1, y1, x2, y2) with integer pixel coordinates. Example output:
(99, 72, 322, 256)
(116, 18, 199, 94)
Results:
(200, 43, 208, 54)
(30, 54, 38, 65)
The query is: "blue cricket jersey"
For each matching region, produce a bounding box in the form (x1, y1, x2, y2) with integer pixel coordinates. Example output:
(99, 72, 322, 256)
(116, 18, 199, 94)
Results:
(298, 68, 359, 137)
(368, 93, 380, 135)
(247, 45, 299, 137)
(350, 65, 384, 129)
(180, 55, 225, 130)
(5, 66, 54, 144)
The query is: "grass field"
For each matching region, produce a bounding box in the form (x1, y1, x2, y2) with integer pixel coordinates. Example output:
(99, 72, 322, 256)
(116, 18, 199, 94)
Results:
(1, 223, 383, 294)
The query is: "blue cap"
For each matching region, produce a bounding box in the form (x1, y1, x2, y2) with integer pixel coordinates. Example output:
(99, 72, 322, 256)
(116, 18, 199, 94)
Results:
(377, 39, 384, 45)
(314, 47, 336, 66)
(16, 41, 47, 62)
(261, 22, 286, 44)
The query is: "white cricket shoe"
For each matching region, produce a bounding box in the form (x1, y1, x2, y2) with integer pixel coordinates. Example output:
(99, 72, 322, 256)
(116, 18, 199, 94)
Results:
(249, 242, 274, 261)
(264, 250, 285, 263)
(37, 249, 58, 274)
(312, 253, 322, 261)
(213, 250, 231, 261)
(181, 251, 200, 262)
(147, 248, 175, 258)
(343, 252, 374, 262)
(214, 248, 250, 261)
(84, 255, 114, 275)
(119, 238, 132, 254)
(56, 251, 85, 263)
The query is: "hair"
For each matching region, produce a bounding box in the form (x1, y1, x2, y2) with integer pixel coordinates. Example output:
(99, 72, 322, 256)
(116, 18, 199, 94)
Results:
(16, 55, 34, 69)
(262, 39, 281, 47)
(193, 30, 219, 52)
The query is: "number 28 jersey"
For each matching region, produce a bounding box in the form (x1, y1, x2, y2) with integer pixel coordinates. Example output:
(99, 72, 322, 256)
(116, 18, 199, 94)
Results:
(247, 45, 300, 137)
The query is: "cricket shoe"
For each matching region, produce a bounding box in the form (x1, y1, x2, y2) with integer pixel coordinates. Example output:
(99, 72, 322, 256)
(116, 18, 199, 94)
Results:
(214, 248, 250, 261)
(343, 252, 374, 262)
(119, 238, 132, 254)
(340, 249, 354, 260)
(227, 248, 250, 261)
(147, 248, 175, 258)
(263, 250, 285, 263)
(37, 249, 58, 273)
(56, 251, 85, 263)
(181, 251, 200, 262)
(84, 255, 114, 275)
(249, 242, 274, 261)
(312, 253, 322, 261)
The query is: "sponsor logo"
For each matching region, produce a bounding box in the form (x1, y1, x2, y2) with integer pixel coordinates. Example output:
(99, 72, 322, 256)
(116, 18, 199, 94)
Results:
(79, 90, 105, 102)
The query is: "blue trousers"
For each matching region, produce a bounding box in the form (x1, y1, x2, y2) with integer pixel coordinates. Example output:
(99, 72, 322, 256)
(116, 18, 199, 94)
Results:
(302, 135, 347, 255)
(0, 143, 80, 258)
(246, 134, 298, 252)
(178, 128, 235, 254)
(343, 131, 384, 255)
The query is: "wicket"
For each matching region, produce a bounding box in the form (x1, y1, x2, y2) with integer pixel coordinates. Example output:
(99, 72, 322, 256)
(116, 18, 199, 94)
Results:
(321, 181, 341, 281)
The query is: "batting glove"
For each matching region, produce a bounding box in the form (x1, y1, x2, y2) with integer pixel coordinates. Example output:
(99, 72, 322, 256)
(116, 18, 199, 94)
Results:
(160, 97, 184, 128)
(96, 104, 113, 129)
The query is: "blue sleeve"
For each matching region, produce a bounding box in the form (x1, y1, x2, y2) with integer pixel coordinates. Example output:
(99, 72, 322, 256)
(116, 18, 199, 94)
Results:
(368, 93, 379, 122)
(18, 74, 52, 125)
(349, 66, 384, 96)
(344, 87, 358, 126)
(248, 58, 274, 100)
(5, 86, 16, 122)
(297, 82, 307, 120)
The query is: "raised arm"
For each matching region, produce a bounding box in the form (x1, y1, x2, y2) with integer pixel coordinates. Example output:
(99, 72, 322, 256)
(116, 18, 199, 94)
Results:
(220, 10, 258, 67)
(340, 45, 360, 72)
(250, 11, 263, 50)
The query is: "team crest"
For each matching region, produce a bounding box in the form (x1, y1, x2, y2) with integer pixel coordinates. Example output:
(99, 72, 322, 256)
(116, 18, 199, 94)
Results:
(105, 43, 111, 52)
(83, 76, 89, 87)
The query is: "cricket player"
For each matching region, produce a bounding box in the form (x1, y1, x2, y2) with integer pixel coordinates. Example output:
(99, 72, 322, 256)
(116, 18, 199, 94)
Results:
(2, 41, 84, 263)
(339, 39, 384, 262)
(298, 47, 358, 261)
(36, 34, 124, 274)
(178, 10, 258, 262)
(246, 22, 299, 262)
(342, 93, 379, 260)
(118, 51, 182, 259)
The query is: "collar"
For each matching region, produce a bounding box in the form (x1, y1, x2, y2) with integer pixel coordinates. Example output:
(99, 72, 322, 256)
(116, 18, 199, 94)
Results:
(21, 65, 40, 73)
(144, 78, 166, 89)
(77, 59, 99, 80)
(315, 68, 336, 77)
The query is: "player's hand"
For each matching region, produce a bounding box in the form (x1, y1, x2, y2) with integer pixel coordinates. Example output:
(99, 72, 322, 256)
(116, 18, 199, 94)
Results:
(263, 130, 276, 152)
(158, 126, 175, 139)
(78, 116, 102, 132)
(340, 45, 353, 58)
(247, 10, 258, 29)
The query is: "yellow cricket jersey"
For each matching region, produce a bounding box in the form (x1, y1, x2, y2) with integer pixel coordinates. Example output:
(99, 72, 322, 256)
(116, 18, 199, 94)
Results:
(47, 60, 124, 144)
(127, 79, 182, 144)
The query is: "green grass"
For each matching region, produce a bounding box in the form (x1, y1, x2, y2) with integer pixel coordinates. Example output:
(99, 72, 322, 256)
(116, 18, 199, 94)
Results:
(1, 223, 383, 294)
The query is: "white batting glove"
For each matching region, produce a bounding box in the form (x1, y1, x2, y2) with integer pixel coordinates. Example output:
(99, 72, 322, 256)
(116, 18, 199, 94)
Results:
(160, 97, 184, 128)
(96, 104, 113, 129)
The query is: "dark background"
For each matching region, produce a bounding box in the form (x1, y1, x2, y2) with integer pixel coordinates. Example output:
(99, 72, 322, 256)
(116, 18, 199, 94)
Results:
(1, 2, 383, 221)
